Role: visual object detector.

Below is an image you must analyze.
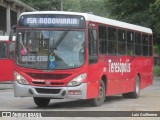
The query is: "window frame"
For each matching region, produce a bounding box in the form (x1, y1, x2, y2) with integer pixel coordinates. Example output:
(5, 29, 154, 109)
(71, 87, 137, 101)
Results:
(135, 32, 142, 56)
(127, 30, 135, 56)
(99, 25, 107, 54)
(107, 26, 117, 55)
(142, 33, 149, 56)
(118, 29, 126, 55)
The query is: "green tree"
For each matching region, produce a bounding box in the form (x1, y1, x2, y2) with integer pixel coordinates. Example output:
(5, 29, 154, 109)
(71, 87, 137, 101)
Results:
(105, 0, 156, 27)
(20, 0, 107, 16)
(79, 0, 107, 17)
(150, 0, 160, 17)
(105, 0, 160, 52)
(63, 0, 81, 12)
(150, 0, 160, 46)
(20, 0, 61, 10)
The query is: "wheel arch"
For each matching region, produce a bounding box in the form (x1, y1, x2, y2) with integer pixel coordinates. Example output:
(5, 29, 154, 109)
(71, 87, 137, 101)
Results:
(101, 75, 107, 94)
(136, 73, 141, 88)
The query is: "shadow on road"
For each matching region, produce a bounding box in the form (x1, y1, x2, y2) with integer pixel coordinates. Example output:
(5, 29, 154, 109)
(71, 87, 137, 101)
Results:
(29, 96, 124, 109)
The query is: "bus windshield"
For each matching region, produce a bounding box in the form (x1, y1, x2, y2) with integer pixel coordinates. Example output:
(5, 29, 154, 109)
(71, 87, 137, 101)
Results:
(16, 29, 85, 70)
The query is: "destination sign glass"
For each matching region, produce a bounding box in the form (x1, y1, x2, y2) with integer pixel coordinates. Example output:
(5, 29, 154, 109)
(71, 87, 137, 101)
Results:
(18, 14, 86, 28)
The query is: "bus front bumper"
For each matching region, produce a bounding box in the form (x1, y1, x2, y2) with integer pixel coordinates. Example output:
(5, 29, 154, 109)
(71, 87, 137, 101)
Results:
(13, 81, 87, 99)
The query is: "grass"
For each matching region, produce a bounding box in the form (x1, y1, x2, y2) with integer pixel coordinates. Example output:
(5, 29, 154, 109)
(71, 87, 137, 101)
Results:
(154, 65, 160, 77)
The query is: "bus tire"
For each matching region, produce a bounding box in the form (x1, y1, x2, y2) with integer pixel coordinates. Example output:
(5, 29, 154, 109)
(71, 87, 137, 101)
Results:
(122, 75, 140, 98)
(33, 97, 50, 107)
(89, 80, 106, 107)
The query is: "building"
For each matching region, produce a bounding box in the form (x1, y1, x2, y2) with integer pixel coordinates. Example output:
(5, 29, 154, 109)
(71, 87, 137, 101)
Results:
(0, 0, 36, 35)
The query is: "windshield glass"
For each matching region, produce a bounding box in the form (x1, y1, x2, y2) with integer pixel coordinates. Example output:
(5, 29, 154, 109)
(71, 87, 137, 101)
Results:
(16, 29, 85, 70)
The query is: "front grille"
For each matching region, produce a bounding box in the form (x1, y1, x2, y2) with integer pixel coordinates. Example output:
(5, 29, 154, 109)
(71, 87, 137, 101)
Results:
(27, 73, 71, 80)
(32, 82, 64, 86)
(35, 88, 61, 94)
(51, 82, 64, 85)
(32, 82, 45, 85)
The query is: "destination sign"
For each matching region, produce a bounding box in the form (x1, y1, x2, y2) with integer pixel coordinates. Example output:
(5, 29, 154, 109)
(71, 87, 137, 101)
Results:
(18, 14, 86, 28)
(22, 56, 48, 62)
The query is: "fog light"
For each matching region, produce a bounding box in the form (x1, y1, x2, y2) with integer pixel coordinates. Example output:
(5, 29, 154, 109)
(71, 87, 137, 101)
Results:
(61, 91, 66, 96)
(29, 89, 33, 95)
(68, 90, 82, 95)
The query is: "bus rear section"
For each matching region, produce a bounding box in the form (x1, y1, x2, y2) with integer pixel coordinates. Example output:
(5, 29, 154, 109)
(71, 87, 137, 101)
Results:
(13, 11, 154, 107)
(0, 36, 15, 82)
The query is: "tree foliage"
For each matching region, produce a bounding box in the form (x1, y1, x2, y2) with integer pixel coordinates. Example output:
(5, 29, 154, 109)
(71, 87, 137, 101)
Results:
(20, 0, 60, 10)
(105, 0, 155, 26)
(150, 0, 160, 17)
(105, 0, 160, 50)
(150, 0, 160, 44)
(79, 0, 107, 17)
(20, 0, 107, 16)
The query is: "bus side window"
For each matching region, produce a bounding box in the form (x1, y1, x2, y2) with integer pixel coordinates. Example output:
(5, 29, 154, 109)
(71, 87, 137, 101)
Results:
(0, 42, 8, 58)
(9, 42, 15, 59)
(149, 35, 153, 56)
(142, 34, 149, 56)
(88, 28, 98, 64)
(108, 27, 117, 55)
(99, 25, 107, 54)
(127, 31, 134, 55)
(135, 32, 142, 56)
(118, 29, 126, 55)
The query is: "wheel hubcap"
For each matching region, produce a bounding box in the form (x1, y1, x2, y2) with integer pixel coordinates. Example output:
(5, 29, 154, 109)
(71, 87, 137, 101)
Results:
(135, 77, 140, 94)
(98, 85, 104, 101)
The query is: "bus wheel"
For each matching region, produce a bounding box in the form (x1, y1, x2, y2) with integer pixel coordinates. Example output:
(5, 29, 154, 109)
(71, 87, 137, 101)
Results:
(122, 76, 140, 98)
(33, 97, 50, 107)
(89, 80, 106, 107)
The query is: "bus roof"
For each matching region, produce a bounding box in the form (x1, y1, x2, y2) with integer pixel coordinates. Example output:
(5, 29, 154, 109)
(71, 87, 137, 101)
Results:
(20, 11, 152, 34)
(0, 36, 9, 41)
(0, 36, 16, 41)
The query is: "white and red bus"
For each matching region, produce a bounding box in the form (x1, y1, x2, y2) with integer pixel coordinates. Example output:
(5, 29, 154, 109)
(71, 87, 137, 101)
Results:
(12, 11, 153, 107)
(0, 36, 15, 82)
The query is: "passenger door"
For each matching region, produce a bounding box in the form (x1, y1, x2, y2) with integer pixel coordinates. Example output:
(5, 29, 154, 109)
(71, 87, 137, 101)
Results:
(87, 27, 100, 98)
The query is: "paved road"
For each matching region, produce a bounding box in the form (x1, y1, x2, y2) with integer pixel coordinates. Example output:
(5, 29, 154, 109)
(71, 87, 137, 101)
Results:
(0, 77, 160, 119)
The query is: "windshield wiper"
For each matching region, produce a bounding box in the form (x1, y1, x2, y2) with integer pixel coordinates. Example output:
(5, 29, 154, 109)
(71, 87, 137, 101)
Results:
(54, 28, 70, 49)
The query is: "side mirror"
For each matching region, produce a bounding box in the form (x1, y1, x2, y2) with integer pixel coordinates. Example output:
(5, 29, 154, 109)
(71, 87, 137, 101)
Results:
(9, 25, 16, 41)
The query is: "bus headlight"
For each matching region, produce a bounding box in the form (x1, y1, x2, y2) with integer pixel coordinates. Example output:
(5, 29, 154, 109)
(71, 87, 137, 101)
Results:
(14, 72, 29, 85)
(67, 73, 87, 87)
